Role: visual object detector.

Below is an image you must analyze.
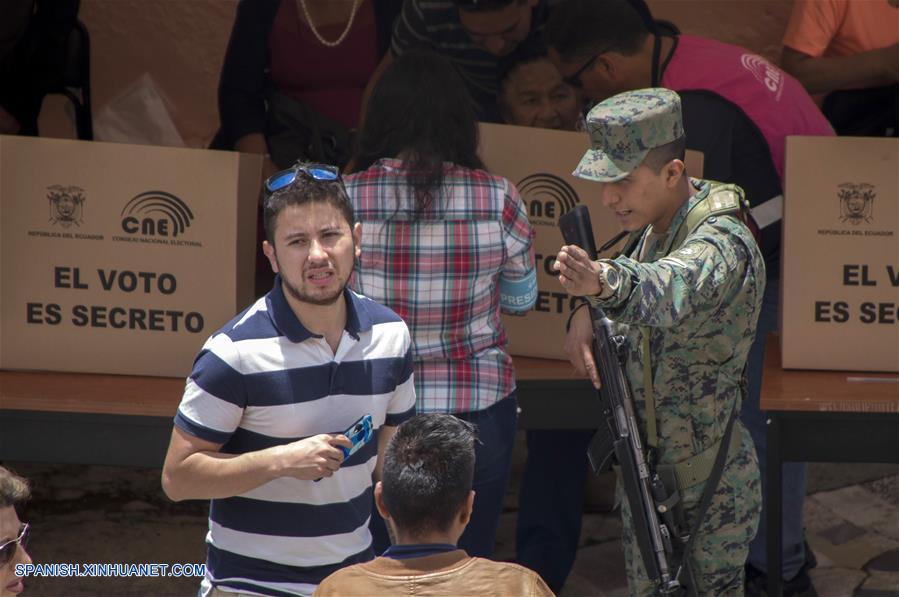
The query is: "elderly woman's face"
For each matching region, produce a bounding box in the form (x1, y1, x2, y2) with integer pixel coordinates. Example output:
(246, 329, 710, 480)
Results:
(501, 58, 582, 131)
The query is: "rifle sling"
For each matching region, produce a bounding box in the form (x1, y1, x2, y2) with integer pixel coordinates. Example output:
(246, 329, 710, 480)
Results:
(671, 425, 742, 490)
(679, 400, 740, 591)
(642, 327, 658, 450)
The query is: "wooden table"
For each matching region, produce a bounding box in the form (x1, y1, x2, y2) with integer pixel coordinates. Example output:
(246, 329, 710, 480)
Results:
(512, 356, 600, 429)
(1, 371, 185, 466)
(0, 357, 600, 467)
(760, 337, 899, 596)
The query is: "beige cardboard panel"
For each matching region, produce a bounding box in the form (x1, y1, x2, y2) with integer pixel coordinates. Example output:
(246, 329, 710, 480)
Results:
(782, 136, 899, 372)
(479, 123, 703, 360)
(0, 136, 261, 377)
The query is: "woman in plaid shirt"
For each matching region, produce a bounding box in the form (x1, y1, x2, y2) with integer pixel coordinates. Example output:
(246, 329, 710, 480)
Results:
(345, 49, 537, 559)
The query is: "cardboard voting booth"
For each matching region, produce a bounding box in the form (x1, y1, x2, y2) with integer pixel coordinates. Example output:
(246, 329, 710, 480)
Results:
(781, 136, 899, 372)
(478, 123, 703, 360)
(0, 136, 262, 377)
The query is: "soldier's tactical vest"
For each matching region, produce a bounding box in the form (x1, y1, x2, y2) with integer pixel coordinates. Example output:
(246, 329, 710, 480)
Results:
(635, 182, 750, 492)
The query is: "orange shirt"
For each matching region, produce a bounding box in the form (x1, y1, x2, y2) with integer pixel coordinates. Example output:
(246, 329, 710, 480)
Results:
(782, 0, 899, 58)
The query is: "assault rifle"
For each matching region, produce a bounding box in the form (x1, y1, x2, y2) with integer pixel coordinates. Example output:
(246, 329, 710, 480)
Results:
(559, 206, 688, 596)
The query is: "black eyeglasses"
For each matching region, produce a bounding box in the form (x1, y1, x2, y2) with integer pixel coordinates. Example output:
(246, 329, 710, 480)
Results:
(563, 52, 602, 89)
(0, 523, 29, 566)
(264, 163, 342, 199)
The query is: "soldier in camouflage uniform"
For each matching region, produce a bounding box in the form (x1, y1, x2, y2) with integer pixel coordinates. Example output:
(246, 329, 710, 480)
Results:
(554, 88, 764, 595)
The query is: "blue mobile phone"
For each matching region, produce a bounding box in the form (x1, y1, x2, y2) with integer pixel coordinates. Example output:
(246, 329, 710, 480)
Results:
(341, 414, 373, 459)
(313, 414, 375, 482)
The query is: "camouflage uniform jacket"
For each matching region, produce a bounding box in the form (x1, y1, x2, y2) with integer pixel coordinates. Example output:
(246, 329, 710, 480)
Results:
(591, 178, 765, 477)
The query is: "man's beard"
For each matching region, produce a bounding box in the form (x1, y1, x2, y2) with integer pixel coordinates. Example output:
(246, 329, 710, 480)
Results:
(281, 275, 344, 306)
(277, 254, 354, 307)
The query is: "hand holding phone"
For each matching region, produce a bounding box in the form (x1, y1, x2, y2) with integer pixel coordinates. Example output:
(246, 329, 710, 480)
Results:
(340, 414, 374, 459)
(313, 414, 373, 482)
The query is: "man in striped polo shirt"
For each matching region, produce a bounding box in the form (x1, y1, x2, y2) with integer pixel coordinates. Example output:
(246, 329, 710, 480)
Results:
(162, 164, 416, 597)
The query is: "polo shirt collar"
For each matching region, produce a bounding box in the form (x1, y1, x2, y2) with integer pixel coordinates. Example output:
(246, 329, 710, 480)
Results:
(344, 287, 372, 340)
(266, 275, 373, 343)
(383, 543, 458, 560)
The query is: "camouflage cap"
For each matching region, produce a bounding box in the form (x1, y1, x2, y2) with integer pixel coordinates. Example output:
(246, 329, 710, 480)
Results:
(573, 88, 684, 182)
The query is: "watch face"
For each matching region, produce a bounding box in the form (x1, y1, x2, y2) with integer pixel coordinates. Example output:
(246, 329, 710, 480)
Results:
(606, 267, 620, 288)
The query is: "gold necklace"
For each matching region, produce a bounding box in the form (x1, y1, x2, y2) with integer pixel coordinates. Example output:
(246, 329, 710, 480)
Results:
(297, 0, 362, 48)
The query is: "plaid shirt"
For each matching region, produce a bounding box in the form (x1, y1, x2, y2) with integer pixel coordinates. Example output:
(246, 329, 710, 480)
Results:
(345, 158, 536, 413)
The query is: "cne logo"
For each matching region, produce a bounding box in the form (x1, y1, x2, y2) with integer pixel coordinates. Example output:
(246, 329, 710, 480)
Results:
(837, 182, 875, 225)
(517, 173, 580, 227)
(120, 191, 194, 238)
(740, 53, 784, 100)
(47, 185, 85, 228)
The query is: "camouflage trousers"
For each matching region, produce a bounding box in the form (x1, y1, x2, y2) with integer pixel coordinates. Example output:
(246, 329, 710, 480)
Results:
(620, 424, 761, 596)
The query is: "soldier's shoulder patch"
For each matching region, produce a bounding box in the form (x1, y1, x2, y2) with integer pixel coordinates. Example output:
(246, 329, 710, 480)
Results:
(709, 189, 739, 211)
(661, 240, 724, 270)
(659, 256, 689, 269)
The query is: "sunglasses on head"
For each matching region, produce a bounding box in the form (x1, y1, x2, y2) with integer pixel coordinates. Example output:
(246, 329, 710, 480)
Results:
(0, 523, 28, 566)
(264, 163, 342, 199)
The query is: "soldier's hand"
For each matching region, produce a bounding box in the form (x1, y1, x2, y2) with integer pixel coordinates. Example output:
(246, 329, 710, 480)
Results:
(554, 245, 602, 297)
(565, 306, 601, 389)
(276, 434, 354, 481)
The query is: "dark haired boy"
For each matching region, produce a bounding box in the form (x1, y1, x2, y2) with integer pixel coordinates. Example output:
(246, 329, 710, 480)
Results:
(315, 414, 554, 596)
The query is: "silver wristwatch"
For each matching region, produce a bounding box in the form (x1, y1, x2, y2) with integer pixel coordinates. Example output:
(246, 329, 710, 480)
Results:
(597, 263, 621, 299)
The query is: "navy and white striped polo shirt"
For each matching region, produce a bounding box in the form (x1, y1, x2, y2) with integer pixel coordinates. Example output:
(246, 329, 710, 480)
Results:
(174, 278, 416, 597)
